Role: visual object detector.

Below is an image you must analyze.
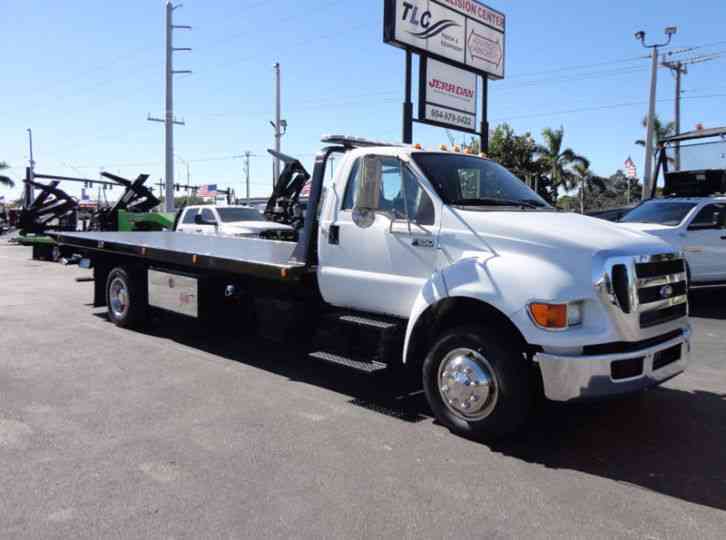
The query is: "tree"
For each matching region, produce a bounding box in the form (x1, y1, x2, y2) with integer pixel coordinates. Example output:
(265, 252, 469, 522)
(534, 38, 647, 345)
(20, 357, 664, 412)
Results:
(572, 162, 606, 214)
(0, 161, 15, 188)
(635, 114, 676, 147)
(479, 125, 555, 204)
(535, 127, 589, 194)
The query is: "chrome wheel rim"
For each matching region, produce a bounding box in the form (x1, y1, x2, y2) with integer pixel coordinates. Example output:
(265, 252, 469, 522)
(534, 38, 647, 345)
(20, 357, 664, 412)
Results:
(438, 348, 499, 421)
(109, 277, 129, 319)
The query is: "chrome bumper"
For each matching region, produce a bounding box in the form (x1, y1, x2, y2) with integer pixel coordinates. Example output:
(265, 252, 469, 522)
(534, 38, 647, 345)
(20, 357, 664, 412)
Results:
(535, 327, 691, 402)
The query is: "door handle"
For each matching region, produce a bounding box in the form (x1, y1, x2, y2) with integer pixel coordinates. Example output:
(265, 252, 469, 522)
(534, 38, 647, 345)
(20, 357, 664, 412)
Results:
(329, 225, 340, 245)
(411, 238, 434, 248)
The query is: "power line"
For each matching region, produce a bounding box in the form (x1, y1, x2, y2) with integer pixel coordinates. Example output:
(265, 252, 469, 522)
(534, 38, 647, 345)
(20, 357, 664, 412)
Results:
(492, 93, 726, 122)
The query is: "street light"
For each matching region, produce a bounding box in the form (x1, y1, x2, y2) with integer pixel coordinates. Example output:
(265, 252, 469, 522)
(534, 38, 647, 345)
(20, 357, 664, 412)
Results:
(636, 26, 677, 200)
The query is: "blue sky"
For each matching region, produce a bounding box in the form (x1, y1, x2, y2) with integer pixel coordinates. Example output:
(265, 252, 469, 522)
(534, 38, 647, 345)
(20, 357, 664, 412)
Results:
(2, 0, 725, 202)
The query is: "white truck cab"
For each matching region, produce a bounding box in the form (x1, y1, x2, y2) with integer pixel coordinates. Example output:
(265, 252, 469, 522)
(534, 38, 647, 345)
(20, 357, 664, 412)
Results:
(619, 197, 726, 285)
(176, 205, 293, 239)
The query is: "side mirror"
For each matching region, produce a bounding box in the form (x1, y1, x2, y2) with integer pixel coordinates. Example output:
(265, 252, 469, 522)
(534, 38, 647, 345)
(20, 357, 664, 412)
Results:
(352, 156, 382, 228)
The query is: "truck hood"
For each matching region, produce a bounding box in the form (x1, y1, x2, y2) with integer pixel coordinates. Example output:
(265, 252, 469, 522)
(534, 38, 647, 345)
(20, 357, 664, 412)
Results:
(445, 209, 675, 257)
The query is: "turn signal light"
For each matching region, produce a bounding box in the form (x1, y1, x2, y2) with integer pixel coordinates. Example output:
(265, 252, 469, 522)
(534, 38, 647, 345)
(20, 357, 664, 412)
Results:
(529, 303, 568, 329)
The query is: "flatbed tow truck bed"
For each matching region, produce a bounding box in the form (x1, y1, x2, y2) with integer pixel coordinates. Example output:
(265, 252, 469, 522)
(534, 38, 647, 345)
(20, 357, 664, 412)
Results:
(53, 231, 307, 281)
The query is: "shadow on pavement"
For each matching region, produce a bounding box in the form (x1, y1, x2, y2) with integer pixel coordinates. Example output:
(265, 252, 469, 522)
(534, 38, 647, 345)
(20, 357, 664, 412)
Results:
(104, 313, 726, 513)
(689, 288, 726, 320)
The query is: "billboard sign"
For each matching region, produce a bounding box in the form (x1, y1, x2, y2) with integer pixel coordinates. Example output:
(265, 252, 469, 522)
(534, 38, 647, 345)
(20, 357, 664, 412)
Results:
(384, 0, 505, 79)
(419, 57, 478, 132)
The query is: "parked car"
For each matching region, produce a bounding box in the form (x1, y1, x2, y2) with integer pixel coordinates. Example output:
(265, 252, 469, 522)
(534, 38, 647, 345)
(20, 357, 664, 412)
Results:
(176, 205, 294, 239)
(619, 197, 726, 285)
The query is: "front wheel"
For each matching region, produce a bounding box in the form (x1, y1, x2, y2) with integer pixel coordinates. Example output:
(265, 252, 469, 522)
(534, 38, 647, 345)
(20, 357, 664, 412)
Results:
(422, 325, 533, 441)
(105, 267, 148, 329)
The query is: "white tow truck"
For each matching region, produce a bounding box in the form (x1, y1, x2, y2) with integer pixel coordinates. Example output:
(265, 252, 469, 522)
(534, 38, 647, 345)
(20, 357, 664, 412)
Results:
(53, 136, 691, 440)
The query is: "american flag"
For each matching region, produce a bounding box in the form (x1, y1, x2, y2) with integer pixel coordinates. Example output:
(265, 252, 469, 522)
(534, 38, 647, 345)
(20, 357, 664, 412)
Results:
(624, 157, 637, 179)
(300, 180, 312, 198)
(198, 184, 217, 198)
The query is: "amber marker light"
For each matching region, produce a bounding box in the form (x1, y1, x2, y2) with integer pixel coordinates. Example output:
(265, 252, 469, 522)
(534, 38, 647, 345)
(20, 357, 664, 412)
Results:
(529, 303, 568, 330)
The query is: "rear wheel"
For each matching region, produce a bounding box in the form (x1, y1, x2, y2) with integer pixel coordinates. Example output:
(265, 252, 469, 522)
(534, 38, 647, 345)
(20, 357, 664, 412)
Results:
(105, 267, 148, 329)
(422, 325, 533, 441)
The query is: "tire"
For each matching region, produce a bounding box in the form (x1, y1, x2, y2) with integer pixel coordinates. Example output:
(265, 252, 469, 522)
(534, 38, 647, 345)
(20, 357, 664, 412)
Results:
(422, 324, 533, 441)
(105, 267, 148, 329)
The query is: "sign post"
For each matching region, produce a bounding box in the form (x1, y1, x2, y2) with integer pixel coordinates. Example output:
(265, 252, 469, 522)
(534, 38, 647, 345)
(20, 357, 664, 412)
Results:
(383, 0, 505, 151)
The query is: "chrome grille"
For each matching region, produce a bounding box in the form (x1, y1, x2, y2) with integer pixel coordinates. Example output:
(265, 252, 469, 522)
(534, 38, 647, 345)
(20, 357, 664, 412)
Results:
(633, 256, 688, 328)
(596, 253, 689, 341)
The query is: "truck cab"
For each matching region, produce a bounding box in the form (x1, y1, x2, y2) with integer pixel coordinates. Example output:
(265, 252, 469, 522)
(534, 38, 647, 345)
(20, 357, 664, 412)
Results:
(55, 135, 692, 441)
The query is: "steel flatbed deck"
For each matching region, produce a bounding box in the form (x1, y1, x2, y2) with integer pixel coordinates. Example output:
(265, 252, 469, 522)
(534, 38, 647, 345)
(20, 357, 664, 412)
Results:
(53, 231, 307, 281)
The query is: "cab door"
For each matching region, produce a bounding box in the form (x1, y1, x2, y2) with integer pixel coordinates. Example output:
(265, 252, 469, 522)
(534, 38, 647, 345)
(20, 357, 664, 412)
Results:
(177, 207, 199, 233)
(317, 154, 440, 318)
(684, 203, 726, 282)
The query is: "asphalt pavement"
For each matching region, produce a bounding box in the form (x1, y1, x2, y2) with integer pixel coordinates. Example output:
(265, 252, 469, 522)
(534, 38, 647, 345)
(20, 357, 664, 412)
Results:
(1, 238, 725, 539)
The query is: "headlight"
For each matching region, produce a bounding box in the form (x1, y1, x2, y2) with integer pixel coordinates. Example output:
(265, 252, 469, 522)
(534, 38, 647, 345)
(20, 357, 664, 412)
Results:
(529, 301, 583, 330)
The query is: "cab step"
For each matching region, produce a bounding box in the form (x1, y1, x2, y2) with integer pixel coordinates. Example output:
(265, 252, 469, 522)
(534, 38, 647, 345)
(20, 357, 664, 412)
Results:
(308, 351, 388, 373)
(311, 310, 406, 366)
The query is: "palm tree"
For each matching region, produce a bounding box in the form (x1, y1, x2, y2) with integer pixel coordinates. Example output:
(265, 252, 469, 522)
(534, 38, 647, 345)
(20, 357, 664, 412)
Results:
(0, 161, 15, 188)
(635, 114, 676, 148)
(535, 127, 590, 193)
(572, 163, 606, 214)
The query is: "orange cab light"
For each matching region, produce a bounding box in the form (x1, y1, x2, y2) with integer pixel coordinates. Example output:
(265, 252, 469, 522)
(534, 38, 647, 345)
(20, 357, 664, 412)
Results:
(439, 144, 449, 151)
(413, 143, 423, 150)
(453, 145, 461, 153)
(529, 303, 568, 329)
(479, 152, 489, 159)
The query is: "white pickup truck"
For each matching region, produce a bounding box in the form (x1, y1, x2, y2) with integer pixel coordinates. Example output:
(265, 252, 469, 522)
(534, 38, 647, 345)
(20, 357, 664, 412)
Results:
(176, 204, 294, 240)
(53, 136, 691, 440)
(619, 197, 726, 286)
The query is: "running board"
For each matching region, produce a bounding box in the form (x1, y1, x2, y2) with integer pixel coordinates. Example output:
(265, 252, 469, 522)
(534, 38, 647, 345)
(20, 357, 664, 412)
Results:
(308, 351, 388, 373)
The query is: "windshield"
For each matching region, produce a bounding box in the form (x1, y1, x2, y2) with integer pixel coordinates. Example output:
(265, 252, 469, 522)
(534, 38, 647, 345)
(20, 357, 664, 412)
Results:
(620, 201, 697, 226)
(216, 207, 265, 223)
(411, 153, 549, 208)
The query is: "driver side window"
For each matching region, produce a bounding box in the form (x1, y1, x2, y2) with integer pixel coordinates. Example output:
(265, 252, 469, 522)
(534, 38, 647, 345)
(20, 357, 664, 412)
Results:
(690, 204, 726, 227)
(201, 208, 217, 223)
(341, 156, 434, 226)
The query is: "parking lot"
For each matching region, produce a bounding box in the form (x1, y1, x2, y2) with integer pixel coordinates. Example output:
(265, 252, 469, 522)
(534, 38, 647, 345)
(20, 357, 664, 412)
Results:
(1, 238, 725, 538)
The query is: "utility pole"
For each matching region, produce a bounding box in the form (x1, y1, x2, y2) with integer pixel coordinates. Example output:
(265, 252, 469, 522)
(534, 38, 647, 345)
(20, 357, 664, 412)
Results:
(661, 59, 687, 171)
(25, 128, 35, 208)
(270, 63, 286, 188)
(148, 1, 191, 213)
(243, 151, 253, 201)
(635, 26, 677, 200)
(662, 52, 718, 171)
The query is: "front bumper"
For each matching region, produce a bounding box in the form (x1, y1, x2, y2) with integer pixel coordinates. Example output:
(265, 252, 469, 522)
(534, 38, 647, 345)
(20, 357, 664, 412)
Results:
(535, 327, 691, 401)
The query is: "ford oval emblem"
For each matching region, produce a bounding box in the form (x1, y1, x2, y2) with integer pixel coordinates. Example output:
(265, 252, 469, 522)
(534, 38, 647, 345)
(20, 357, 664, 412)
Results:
(660, 285, 674, 299)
